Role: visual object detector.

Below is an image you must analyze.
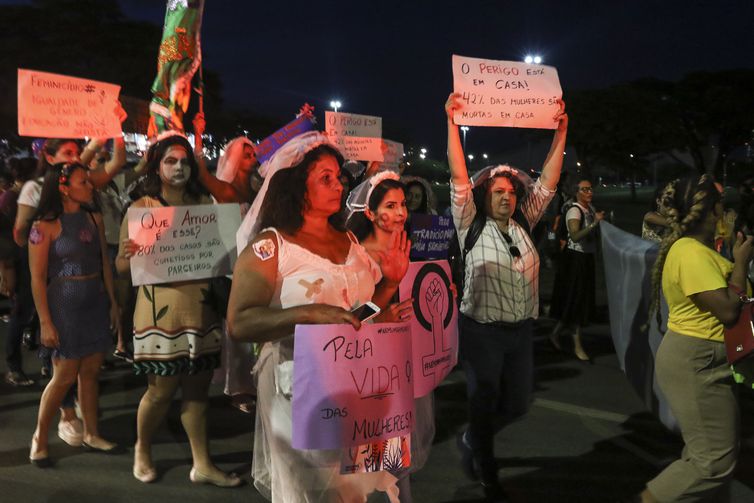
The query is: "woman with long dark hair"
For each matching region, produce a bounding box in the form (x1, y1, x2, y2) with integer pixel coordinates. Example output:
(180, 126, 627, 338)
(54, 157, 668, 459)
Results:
(28, 162, 122, 466)
(346, 171, 434, 503)
(228, 132, 410, 502)
(117, 133, 239, 486)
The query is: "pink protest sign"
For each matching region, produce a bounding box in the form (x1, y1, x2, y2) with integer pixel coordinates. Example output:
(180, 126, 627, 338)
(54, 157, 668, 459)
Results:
(292, 323, 415, 450)
(452, 54, 562, 129)
(18, 68, 122, 139)
(399, 261, 459, 397)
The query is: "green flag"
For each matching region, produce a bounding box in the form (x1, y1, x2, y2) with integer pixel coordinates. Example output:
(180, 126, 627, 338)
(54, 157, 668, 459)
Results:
(148, 0, 204, 138)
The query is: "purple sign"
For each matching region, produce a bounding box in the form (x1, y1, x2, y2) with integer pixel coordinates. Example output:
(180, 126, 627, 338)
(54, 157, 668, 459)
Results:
(255, 114, 315, 163)
(409, 214, 455, 259)
(291, 323, 415, 450)
(399, 260, 459, 397)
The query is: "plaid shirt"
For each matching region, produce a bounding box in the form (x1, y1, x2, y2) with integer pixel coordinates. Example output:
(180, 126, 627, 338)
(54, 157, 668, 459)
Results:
(451, 179, 555, 323)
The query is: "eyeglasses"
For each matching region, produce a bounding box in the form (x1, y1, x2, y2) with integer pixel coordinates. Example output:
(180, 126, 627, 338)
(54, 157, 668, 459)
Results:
(579, 187, 593, 193)
(500, 232, 521, 258)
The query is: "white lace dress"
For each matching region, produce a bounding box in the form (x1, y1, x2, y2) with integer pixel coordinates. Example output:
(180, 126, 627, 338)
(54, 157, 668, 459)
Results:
(252, 228, 400, 503)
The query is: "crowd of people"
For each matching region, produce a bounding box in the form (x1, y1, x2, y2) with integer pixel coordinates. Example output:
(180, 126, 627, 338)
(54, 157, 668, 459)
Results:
(1, 89, 752, 503)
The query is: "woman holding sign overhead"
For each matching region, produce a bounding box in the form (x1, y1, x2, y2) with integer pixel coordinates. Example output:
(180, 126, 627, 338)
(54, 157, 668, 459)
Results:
(116, 133, 240, 487)
(445, 92, 567, 502)
(227, 131, 410, 502)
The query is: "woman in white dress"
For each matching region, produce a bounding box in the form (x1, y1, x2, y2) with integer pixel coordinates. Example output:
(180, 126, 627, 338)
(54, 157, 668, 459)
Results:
(228, 132, 410, 502)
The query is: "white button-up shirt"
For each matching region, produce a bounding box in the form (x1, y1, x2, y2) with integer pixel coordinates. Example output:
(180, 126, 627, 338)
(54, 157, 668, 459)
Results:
(451, 179, 555, 324)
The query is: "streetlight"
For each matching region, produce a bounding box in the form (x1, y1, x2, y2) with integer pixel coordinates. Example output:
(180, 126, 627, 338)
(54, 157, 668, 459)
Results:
(329, 100, 342, 113)
(420, 147, 427, 155)
(482, 153, 488, 159)
(460, 126, 469, 151)
(524, 55, 542, 64)
(467, 154, 474, 161)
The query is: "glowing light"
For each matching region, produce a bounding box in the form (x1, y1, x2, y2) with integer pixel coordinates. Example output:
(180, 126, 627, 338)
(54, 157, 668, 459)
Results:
(420, 147, 427, 154)
(483, 153, 488, 159)
(468, 154, 474, 160)
(329, 100, 342, 112)
(419, 153, 426, 159)
(524, 56, 533, 64)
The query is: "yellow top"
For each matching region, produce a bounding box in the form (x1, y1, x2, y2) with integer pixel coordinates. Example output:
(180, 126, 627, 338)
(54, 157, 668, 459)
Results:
(663, 237, 732, 342)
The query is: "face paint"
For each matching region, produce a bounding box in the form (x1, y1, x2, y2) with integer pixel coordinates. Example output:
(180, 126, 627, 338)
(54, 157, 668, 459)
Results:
(29, 226, 44, 245)
(252, 238, 276, 261)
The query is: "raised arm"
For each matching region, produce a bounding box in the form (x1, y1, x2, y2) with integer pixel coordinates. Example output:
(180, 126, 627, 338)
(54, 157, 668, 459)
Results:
(539, 99, 568, 191)
(87, 102, 128, 188)
(192, 113, 243, 203)
(445, 93, 470, 186)
(227, 232, 359, 344)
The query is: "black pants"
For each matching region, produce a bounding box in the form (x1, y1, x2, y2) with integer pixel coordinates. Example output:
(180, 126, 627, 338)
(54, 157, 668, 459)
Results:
(5, 253, 35, 373)
(460, 314, 533, 482)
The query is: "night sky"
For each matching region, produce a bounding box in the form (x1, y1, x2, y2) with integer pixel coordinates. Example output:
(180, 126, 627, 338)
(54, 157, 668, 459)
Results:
(11, 0, 754, 155)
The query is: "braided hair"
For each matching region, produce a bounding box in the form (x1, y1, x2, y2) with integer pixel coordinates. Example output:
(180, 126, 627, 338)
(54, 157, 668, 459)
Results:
(648, 175, 722, 327)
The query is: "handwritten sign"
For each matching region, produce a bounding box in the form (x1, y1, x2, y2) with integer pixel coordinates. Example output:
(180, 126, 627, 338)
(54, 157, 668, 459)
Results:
(380, 139, 404, 170)
(326, 111, 382, 138)
(399, 261, 459, 397)
(325, 111, 384, 162)
(18, 69, 122, 138)
(409, 214, 455, 259)
(254, 114, 315, 164)
(292, 323, 415, 450)
(127, 203, 241, 286)
(452, 54, 562, 129)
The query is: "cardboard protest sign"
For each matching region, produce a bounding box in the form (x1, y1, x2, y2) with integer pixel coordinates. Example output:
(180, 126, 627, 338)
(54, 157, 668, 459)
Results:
(409, 214, 455, 259)
(127, 203, 241, 286)
(292, 323, 415, 450)
(18, 69, 122, 138)
(399, 261, 459, 397)
(325, 111, 384, 161)
(254, 114, 315, 164)
(380, 139, 404, 170)
(452, 54, 562, 129)
(326, 111, 382, 138)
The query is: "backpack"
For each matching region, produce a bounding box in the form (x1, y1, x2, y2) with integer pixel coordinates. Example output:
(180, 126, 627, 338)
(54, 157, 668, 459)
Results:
(448, 208, 531, 304)
(554, 202, 585, 250)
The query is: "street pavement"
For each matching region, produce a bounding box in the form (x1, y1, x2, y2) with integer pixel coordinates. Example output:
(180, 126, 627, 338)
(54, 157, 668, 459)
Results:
(1, 265, 752, 502)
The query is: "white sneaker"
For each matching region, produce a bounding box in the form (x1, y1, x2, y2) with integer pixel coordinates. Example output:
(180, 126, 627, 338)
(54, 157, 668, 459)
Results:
(58, 418, 83, 447)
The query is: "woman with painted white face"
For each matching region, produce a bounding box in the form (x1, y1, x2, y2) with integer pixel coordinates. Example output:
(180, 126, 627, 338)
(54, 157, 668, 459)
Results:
(228, 132, 411, 502)
(28, 162, 122, 467)
(116, 134, 240, 487)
